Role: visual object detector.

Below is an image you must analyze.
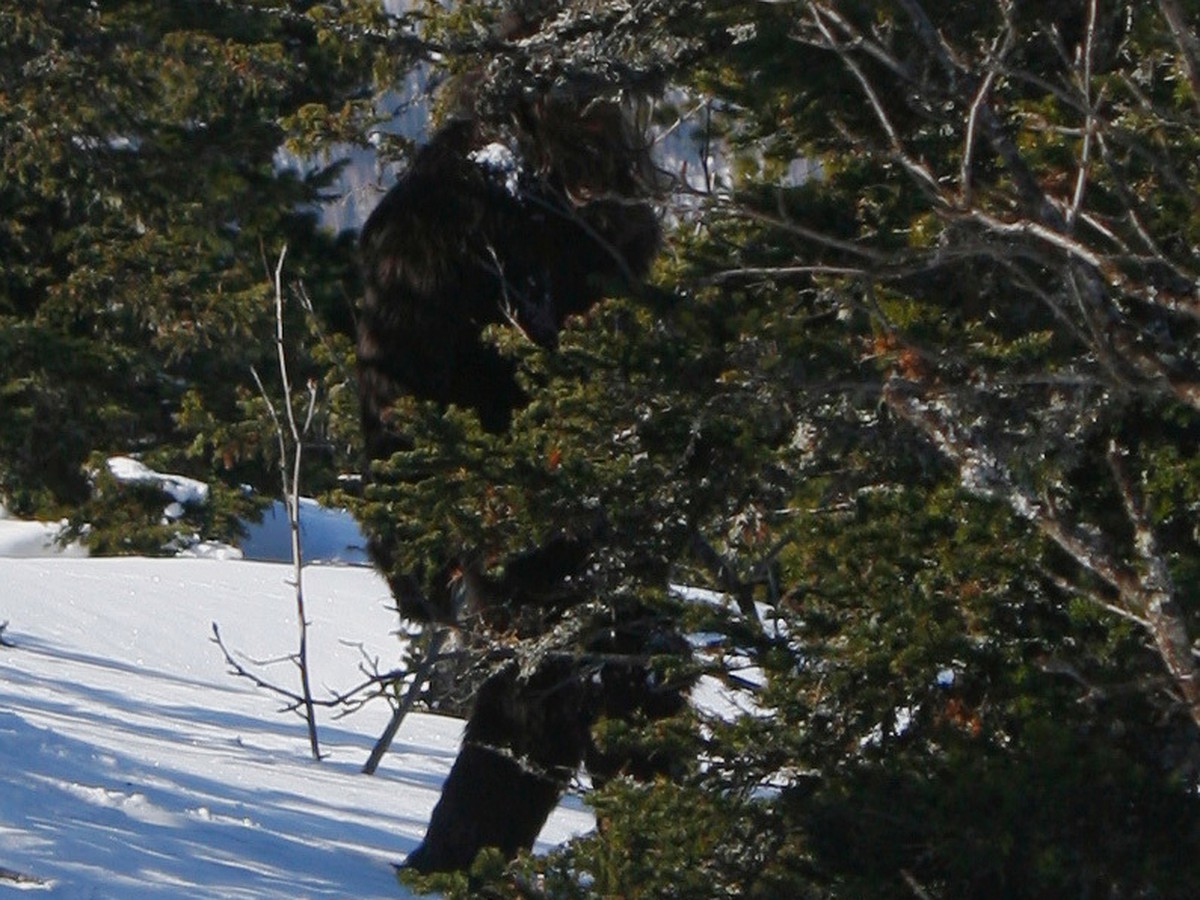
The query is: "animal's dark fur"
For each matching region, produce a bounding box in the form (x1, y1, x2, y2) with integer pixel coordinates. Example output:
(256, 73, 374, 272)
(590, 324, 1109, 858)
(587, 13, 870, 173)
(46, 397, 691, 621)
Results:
(402, 660, 590, 874)
(357, 106, 660, 451)
(404, 617, 690, 874)
(356, 72, 683, 874)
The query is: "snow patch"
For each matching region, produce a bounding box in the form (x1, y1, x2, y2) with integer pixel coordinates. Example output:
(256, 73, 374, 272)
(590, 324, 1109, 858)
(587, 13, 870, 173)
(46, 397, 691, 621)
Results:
(107, 456, 210, 507)
(0, 518, 86, 559)
(469, 142, 522, 196)
(177, 540, 244, 561)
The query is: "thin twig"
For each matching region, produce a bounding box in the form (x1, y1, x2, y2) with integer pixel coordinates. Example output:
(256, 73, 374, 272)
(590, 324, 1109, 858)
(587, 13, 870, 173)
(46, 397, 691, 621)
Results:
(900, 868, 939, 900)
(701, 265, 865, 284)
(211, 622, 416, 713)
(810, 4, 944, 201)
(362, 627, 449, 775)
(1066, 0, 1099, 230)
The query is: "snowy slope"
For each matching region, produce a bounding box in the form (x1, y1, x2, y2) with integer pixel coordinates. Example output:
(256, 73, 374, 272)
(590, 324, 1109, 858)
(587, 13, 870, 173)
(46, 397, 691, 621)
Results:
(0, 517, 86, 559)
(0, 555, 591, 898)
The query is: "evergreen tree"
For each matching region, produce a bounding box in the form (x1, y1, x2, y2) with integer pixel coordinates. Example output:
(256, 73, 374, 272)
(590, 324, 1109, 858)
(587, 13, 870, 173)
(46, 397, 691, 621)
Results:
(0, 0, 412, 548)
(384, 2, 1200, 896)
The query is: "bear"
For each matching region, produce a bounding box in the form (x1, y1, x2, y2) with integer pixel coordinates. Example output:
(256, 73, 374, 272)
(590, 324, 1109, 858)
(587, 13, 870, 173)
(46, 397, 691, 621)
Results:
(403, 613, 691, 874)
(356, 102, 661, 452)
(354, 21, 688, 874)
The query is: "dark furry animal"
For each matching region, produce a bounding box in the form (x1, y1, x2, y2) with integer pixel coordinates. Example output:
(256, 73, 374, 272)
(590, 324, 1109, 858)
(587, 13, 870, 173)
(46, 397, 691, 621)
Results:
(404, 615, 691, 874)
(356, 84, 687, 875)
(357, 105, 660, 450)
(402, 658, 590, 874)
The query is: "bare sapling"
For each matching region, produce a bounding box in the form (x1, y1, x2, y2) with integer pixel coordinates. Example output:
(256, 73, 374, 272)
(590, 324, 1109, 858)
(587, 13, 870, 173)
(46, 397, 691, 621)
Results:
(215, 244, 322, 760)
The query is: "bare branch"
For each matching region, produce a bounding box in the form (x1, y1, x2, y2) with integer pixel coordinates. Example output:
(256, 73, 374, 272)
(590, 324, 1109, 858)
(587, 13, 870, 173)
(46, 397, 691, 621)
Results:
(721, 200, 886, 263)
(885, 380, 1200, 728)
(211, 623, 308, 712)
(892, 0, 963, 85)
(961, 68, 998, 205)
(961, 208, 1104, 268)
(809, 3, 945, 202)
(901, 868, 940, 900)
(701, 265, 866, 284)
(211, 622, 421, 715)
(1066, 0, 1100, 230)
(1107, 441, 1200, 724)
(1040, 568, 1153, 632)
(362, 627, 450, 775)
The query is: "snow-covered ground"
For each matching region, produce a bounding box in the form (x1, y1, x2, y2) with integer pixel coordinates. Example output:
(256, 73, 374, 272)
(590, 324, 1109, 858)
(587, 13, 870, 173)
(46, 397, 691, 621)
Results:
(0, 522, 591, 897)
(0, 517, 87, 560)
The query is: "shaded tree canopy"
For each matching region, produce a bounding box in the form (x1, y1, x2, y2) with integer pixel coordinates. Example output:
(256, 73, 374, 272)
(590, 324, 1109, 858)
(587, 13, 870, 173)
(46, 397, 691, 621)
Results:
(0, 0, 417, 547)
(380, 2, 1200, 897)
